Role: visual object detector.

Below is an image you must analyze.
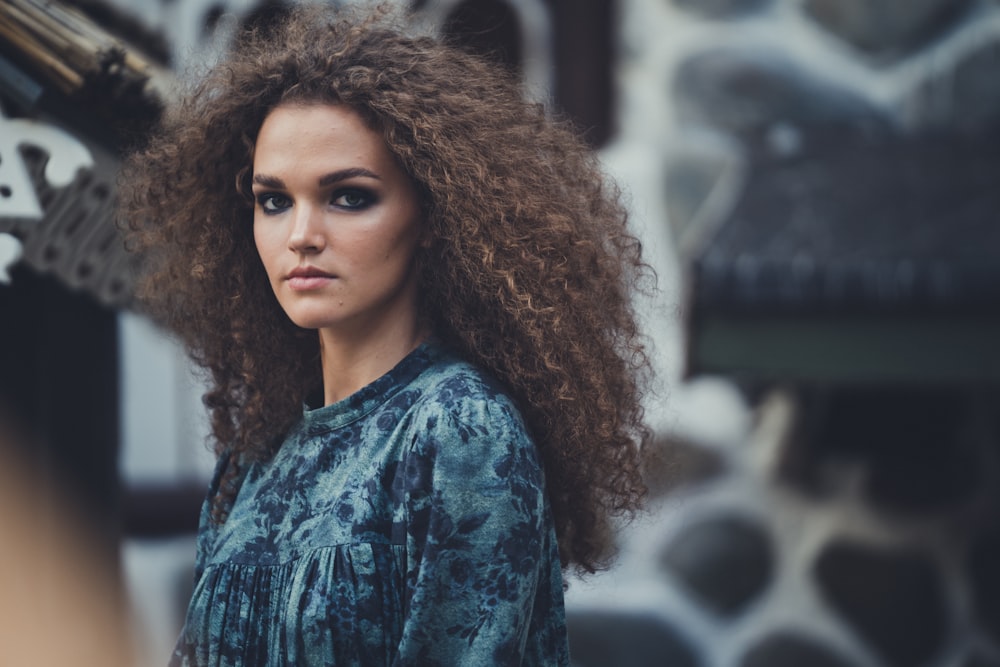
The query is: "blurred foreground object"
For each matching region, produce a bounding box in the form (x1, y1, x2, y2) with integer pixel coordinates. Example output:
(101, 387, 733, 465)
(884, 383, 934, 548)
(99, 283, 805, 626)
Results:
(0, 419, 133, 667)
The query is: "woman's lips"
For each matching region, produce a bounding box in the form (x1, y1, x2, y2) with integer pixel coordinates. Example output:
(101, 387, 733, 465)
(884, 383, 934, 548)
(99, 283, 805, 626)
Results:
(287, 276, 334, 290)
(286, 268, 336, 291)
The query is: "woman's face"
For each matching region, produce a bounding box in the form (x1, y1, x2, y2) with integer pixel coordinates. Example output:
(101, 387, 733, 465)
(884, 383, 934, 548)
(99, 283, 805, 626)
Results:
(251, 103, 423, 339)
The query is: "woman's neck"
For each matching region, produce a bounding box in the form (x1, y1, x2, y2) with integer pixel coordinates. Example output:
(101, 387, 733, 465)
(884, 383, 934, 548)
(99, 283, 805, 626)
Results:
(317, 322, 428, 405)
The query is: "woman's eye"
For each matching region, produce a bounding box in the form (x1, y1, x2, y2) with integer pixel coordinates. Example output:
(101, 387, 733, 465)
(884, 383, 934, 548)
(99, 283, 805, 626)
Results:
(333, 189, 373, 210)
(257, 193, 291, 213)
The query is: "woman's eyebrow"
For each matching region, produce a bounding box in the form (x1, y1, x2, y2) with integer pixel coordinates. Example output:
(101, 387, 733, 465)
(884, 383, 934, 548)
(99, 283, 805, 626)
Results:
(252, 174, 285, 189)
(318, 167, 381, 185)
(251, 168, 381, 189)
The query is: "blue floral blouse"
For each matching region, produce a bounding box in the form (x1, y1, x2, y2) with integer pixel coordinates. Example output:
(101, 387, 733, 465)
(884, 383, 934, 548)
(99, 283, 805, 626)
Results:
(171, 342, 569, 666)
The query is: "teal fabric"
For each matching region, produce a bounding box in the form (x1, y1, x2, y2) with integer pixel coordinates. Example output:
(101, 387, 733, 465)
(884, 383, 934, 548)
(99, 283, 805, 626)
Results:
(171, 342, 569, 666)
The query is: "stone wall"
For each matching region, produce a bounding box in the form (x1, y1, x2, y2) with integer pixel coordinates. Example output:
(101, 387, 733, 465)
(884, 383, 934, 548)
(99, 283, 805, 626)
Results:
(566, 1, 1000, 666)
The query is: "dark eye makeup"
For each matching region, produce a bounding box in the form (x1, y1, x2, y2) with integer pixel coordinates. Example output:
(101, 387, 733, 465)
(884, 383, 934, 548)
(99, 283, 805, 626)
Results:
(256, 192, 292, 214)
(332, 188, 376, 210)
(253, 187, 377, 215)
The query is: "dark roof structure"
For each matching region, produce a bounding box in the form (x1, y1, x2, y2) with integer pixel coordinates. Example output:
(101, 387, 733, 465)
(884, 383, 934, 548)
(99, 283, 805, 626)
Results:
(0, 0, 166, 306)
(681, 130, 1000, 383)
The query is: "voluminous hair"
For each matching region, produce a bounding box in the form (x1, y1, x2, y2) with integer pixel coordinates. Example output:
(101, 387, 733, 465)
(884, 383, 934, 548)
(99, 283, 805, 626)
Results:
(119, 3, 652, 573)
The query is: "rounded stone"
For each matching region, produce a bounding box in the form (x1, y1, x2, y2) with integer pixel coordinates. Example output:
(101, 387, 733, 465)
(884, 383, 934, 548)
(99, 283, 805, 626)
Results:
(803, 0, 971, 59)
(673, 48, 890, 144)
(741, 633, 859, 667)
(641, 433, 727, 498)
(805, 389, 981, 512)
(672, 0, 772, 19)
(661, 515, 773, 617)
(968, 527, 1000, 644)
(814, 541, 947, 667)
(567, 610, 701, 667)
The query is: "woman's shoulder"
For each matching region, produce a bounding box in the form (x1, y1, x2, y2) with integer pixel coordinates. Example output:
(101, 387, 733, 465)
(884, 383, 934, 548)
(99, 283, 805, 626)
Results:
(401, 345, 543, 488)
(409, 344, 525, 431)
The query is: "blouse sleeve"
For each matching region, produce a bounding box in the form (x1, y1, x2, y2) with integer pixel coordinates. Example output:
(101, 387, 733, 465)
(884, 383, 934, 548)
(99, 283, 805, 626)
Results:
(191, 452, 230, 583)
(394, 392, 552, 666)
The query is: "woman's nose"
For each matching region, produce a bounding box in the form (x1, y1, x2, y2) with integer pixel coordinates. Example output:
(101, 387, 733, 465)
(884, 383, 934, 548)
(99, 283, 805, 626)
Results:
(287, 205, 326, 254)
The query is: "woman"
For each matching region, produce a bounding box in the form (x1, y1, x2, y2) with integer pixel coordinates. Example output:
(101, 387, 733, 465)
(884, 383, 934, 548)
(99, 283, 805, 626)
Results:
(120, 4, 651, 665)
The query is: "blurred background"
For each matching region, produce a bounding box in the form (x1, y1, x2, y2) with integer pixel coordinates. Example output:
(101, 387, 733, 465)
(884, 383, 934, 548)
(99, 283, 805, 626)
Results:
(2, 0, 999, 665)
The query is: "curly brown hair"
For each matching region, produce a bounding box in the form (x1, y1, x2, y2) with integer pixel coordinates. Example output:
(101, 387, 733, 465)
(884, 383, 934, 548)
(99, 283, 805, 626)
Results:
(119, 3, 652, 573)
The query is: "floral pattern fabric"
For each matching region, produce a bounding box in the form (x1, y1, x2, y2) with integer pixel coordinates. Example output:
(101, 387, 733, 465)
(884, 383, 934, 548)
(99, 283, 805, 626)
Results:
(171, 342, 569, 666)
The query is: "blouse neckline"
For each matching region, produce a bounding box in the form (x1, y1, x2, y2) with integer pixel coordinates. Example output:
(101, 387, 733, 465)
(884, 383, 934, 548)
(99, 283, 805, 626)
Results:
(299, 341, 442, 435)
